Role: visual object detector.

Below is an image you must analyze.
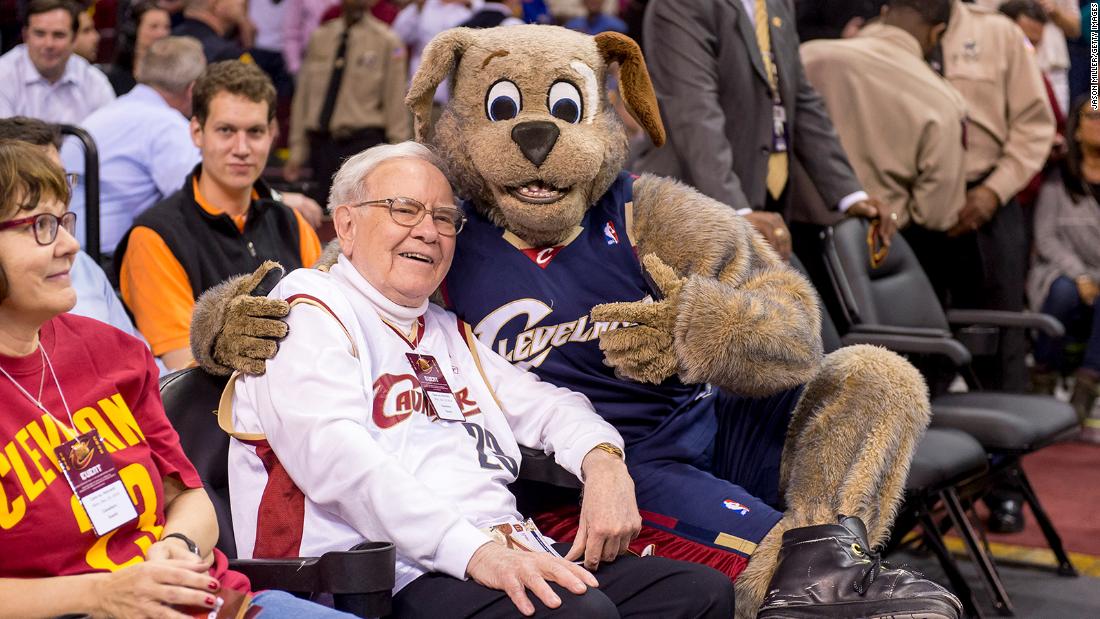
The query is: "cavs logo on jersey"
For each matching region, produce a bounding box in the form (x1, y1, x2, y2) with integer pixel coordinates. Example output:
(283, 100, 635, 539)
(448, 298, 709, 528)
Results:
(372, 373, 483, 428)
(604, 221, 619, 245)
(473, 298, 641, 369)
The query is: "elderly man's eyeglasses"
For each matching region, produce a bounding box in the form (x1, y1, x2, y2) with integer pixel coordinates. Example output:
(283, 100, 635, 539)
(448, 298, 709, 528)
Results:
(349, 197, 467, 236)
(0, 212, 78, 245)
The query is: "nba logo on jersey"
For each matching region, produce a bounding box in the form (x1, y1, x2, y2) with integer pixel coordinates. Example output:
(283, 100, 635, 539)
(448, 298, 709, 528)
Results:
(604, 221, 619, 245)
(723, 499, 750, 515)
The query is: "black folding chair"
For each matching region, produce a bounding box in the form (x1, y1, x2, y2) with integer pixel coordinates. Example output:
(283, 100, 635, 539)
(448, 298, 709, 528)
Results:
(821, 219, 1080, 614)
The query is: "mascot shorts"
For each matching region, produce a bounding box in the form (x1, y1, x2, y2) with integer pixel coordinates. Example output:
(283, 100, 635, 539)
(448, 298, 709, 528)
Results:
(538, 385, 803, 581)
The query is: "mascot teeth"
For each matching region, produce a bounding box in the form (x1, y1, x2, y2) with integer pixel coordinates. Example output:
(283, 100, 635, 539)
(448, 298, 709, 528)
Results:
(511, 182, 565, 203)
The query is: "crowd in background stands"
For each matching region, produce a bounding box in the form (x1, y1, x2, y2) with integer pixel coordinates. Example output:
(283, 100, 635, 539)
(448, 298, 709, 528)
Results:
(0, 0, 1097, 530)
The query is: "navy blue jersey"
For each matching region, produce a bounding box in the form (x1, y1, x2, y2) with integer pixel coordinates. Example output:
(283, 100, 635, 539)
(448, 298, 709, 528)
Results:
(443, 172, 718, 462)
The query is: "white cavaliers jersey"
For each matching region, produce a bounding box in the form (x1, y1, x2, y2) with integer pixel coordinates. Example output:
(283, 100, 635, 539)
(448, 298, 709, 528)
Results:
(228, 256, 621, 592)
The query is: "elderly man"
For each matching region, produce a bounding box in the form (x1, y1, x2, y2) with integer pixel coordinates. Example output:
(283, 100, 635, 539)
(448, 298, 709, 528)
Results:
(0, 0, 115, 123)
(222, 142, 734, 618)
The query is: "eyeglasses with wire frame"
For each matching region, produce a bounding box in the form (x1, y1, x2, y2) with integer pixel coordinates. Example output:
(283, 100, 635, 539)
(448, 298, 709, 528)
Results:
(346, 197, 467, 236)
(0, 211, 78, 246)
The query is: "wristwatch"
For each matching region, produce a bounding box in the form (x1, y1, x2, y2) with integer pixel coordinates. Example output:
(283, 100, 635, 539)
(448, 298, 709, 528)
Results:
(163, 532, 201, 557)
(592, 442, 625, 461)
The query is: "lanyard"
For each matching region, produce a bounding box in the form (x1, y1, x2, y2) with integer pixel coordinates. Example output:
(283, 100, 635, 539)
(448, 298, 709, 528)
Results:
(0, 344, 76, 434)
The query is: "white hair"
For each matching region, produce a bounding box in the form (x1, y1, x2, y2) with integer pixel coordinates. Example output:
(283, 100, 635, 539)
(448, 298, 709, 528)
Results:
(136, 36, 206, 94)
(327, 141, 444, 210)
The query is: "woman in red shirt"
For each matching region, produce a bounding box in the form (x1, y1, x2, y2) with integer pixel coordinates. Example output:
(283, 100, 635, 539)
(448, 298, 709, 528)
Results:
(0, 142, 347, 618)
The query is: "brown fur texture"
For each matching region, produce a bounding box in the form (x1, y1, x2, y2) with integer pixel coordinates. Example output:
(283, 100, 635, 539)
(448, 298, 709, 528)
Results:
(592, 174, 822, 396)
(406, 28, 474, 145)
(408, 26, 652, 248)
(734, 518, 792, 619)
(593, 32, 666, 147)
(190, 261, 289, 376)
(315, 239, 341, 272)
(733, 345, 931, 617)
(780, 345, 930, 547)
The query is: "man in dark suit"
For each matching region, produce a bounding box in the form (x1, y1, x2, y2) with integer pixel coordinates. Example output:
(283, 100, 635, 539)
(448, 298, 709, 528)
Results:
(636, 0, 897, 260)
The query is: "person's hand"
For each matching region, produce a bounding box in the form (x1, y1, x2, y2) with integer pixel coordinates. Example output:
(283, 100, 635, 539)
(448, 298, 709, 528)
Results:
(92, 559, 219, 619)
(846, 197, 897, 247)
(1078, 275, 1100, 306)
(564, 448, 641, 571)
(465, 543, 599, 616)
(146, 537, 215, 571)
(283, 160, 303, 183)
(282, 191, 325, 230)
(948, 185, 1000, 237)
(1037, 0, 1056, 15)
(742, 210, 792, 260)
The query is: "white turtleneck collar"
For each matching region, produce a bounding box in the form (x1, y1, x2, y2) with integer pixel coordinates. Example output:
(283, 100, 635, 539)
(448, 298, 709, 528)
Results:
(330, 254, 428, 333)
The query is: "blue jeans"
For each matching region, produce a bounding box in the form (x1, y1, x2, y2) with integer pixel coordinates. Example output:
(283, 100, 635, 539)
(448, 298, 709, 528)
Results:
(1034, 276, 1100, 372)
(250, 590, 356, 618)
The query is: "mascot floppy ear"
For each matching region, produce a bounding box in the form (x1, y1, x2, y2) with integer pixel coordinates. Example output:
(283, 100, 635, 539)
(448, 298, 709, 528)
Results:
(595, 31, 666, 147)
(405, 28, 476, 142)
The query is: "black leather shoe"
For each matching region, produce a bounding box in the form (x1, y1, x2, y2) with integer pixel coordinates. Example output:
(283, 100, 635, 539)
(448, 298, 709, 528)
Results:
(758, 516, 962, 618)
(987, 497, 1025, 534)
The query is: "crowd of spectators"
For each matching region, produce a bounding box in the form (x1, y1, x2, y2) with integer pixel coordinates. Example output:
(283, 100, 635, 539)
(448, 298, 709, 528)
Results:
(1, 0, 1099, 613)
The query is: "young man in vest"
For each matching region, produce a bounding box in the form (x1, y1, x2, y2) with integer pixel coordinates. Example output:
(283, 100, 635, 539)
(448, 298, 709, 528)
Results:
(116, 60, 322, 371)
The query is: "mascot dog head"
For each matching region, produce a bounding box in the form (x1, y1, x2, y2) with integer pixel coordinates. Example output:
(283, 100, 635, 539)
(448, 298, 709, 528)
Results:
(406, 26, 666, 247)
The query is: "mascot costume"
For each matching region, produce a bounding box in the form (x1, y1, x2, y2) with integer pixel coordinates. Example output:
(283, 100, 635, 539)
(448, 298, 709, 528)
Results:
(192, 26, 961, 618)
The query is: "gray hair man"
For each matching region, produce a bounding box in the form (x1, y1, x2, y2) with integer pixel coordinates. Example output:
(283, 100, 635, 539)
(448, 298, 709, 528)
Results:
(62, 36, 207, 256)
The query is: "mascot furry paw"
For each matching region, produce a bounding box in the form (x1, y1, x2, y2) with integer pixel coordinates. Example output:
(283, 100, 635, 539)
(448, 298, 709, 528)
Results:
(193, 25, 959, 619)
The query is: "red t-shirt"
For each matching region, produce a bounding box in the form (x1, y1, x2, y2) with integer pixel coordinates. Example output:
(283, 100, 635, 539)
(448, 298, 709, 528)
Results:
(0, 314, 247, 591)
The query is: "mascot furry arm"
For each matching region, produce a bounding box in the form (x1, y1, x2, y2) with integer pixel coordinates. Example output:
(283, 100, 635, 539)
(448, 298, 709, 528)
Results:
(595, 175, 822, 396)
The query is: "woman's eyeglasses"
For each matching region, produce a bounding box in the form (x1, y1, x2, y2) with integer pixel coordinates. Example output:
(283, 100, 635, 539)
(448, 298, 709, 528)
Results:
(0, 211, 78, 245)
(347, 197, 467, 236)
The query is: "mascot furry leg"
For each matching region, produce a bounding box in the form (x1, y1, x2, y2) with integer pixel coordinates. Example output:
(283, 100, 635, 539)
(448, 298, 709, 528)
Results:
(736, 345, 948, 618)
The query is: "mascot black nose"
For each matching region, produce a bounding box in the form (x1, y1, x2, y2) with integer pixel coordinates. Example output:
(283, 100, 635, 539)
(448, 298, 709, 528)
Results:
(511, 121, 560, 167)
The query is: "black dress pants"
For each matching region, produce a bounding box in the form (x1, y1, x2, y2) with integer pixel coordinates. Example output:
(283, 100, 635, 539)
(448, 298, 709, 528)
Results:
(903, 198, 1030, 393)
(391, 543, 733, 618)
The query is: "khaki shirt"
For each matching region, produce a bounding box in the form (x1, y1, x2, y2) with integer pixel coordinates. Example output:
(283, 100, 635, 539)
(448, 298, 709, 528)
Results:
(289, 16, 412, 167)
(942, 1, 1055, 204)
(801, 24, 969, 231)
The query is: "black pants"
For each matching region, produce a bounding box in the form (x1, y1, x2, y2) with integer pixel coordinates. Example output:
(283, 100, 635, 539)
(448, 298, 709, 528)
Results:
(903, 198, 1030, 393)
(391, 543, 733, 618)
(307, 128, 386, 205)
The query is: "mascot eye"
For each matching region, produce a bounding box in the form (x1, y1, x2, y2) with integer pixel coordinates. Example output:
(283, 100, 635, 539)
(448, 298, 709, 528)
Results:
(548, 81, 582, 124)
(486, 80, 522, 122)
